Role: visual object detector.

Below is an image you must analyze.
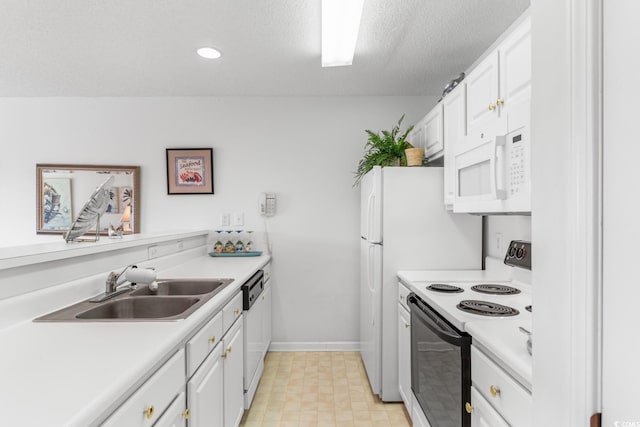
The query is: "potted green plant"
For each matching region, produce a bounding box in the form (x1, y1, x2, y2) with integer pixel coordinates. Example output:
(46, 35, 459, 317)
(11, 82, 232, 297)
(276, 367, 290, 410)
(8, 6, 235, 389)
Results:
(354, 115, 414, 186)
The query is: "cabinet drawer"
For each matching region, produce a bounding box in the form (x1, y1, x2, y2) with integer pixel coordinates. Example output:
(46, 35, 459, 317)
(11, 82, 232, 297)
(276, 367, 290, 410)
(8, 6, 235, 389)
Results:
(398, 282, 411, 312)
(470, 387, 509, 427)
(102, 349, 185, 427)
(471, 345, 532, 427)
(186, 311, 223, 378)
(223, 291, 243, 333)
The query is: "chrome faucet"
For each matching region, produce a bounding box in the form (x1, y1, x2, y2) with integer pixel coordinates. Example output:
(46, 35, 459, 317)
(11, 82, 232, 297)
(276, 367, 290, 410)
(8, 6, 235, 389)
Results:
(90, 264, 138, 303)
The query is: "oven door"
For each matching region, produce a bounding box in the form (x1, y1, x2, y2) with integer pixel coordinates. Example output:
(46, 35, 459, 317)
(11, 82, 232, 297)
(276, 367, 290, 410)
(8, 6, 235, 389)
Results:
(408, 293, 471, 427)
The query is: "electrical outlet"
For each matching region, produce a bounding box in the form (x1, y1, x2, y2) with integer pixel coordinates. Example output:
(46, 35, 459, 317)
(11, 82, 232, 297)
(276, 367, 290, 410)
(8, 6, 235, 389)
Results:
(233, 212, 244, 226)
(220, 213, 230, 226)
(148, 245, 159, 259)
(176, 240, 184, 251)
(496, 233, 504, 252)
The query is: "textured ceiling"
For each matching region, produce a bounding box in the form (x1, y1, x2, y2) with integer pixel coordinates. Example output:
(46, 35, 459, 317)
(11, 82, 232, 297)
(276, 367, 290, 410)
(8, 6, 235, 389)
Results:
(0, 0, 530, 97)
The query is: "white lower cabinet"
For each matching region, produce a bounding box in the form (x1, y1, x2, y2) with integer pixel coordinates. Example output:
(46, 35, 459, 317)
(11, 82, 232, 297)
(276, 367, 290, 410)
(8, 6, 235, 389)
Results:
(261, 282, 272, 356)
(186, 292, 246, 427)
(470, 387, 510, 427)
(187, 344, 224, 427)
(102, 349, 186, 427)
(471, 345, 532, 427)
(398, 284, 413, 414)
(153, 391, 188, 427)
(223, 316, 245, 427)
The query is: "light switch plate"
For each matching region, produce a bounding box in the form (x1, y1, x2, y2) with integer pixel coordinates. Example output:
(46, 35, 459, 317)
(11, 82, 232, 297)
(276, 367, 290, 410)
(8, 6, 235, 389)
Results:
(233, 212, 244, 226)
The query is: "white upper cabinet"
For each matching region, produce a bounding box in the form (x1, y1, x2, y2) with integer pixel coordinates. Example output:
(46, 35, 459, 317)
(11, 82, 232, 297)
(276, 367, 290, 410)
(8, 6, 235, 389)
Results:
(499, 16, 532, 124)
(442, 82, 467, 209)
(465, 15, 531, 145)
(408, 118, 425, 151)
(466, 52, 501, 142)
(423, 103, 444, 161)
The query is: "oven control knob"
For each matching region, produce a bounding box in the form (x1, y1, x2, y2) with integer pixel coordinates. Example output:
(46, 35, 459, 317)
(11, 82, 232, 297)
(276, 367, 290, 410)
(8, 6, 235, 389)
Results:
(516, 247, 525, 259)
(508, 246, 517, 257)
(465, 402, 474, 414)
(490, 385, 501, 397)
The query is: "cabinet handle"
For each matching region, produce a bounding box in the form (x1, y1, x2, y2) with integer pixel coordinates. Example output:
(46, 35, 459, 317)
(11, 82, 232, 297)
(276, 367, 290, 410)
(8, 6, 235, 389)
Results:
(234, 308, 240, 316)
(222, 346, 232, 359)
(404, 322, 410, 328)
(488, 103, 496, 111)
(182, 408, 190, 420)
(496, 98, 504, 107)
(490, 385, 501, 397)
(208, 336, 216, 344)
(465, 402, 474, 414)
(143, 405, 155, 420)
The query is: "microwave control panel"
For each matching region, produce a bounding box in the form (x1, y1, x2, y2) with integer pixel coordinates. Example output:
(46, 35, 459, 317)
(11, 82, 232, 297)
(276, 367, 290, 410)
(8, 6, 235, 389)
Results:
(506, 129, 528, 196)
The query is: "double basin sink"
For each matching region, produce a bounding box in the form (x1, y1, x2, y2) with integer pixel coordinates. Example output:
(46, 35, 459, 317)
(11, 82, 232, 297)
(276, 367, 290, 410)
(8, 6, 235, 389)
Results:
(35, 279, 234, 322)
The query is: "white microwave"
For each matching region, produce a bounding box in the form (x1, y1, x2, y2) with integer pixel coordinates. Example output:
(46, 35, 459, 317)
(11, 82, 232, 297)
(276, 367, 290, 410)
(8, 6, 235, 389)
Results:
(453, 121, 530, 214)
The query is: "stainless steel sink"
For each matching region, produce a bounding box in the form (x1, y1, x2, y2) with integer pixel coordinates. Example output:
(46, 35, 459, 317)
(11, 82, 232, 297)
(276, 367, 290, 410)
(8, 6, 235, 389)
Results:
(130, 279, 231, 296)
(76, 297, 200, 320)
(34, 278, 235, 322)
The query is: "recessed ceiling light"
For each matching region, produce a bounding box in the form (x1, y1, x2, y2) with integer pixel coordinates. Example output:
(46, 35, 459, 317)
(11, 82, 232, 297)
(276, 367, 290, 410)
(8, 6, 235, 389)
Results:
(197, 47, 222, 59)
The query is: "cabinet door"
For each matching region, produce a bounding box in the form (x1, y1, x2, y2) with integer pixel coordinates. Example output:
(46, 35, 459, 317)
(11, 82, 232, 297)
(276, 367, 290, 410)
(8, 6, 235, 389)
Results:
(423, 103, 444, 160)
(153, 391, 187, 427)
(466, 52, 500, 139)
(397, 305, 412, 413)
(470, 387, 510, 427)
(408, 120, 425, 150)
(262, 283, 272, 357)
(498, 16, 531, 122)
(224, 316, 245, 427)
(102, 349, 185, 427)
(187, 344, 224, 427)
(443, 82, 467, 209)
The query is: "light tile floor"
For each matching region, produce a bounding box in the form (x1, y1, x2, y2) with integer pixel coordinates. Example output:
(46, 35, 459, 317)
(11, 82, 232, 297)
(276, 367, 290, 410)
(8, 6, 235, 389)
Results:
(240, 351, 411, 427)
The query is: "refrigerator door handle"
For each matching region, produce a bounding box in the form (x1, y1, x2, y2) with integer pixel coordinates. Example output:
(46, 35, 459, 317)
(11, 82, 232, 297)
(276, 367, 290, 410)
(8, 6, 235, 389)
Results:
(367, 192, 376, 240)
(368, 245, 375, 326)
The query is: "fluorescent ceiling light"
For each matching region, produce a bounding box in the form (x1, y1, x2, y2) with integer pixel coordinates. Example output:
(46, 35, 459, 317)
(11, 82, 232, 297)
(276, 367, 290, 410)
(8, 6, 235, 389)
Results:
(321, 0, 364, 67)
(197, 47, 222, 59)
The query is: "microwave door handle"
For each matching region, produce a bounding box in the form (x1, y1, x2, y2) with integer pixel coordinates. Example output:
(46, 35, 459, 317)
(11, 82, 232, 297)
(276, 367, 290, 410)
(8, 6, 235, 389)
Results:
(492, 135, 507, 200)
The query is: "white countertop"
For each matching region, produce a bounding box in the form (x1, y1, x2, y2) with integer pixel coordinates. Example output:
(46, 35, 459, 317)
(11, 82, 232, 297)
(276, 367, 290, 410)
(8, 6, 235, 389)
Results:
(0, 253, 270, 427)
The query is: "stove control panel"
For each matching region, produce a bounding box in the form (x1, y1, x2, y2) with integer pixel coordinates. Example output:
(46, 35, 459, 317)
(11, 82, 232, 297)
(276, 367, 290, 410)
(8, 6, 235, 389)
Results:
(504, 240, 531, 270)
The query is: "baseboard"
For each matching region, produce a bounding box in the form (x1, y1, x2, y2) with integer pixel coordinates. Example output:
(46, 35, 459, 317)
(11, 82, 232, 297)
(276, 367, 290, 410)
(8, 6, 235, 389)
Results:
(268, 341, 360, 352)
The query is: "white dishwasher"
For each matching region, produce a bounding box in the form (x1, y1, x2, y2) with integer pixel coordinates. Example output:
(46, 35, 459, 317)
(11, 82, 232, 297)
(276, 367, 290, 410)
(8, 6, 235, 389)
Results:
(242, 269, 265, 409)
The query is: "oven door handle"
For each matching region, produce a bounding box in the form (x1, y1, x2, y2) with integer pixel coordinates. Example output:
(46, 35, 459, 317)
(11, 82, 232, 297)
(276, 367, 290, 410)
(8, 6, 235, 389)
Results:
(408, 294, 469, 346)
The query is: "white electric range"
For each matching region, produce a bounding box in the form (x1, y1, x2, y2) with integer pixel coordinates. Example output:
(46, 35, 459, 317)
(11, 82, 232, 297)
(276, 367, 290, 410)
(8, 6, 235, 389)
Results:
(398, 240, 533, 427)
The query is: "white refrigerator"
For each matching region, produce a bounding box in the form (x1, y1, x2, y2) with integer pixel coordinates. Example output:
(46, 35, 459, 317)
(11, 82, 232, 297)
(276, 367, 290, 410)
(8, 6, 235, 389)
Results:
(360, 166, 482, 401)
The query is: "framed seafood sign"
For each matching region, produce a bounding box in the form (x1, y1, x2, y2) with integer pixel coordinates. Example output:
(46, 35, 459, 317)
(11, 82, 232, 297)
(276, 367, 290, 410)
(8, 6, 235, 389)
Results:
(166, 148, 214, 195)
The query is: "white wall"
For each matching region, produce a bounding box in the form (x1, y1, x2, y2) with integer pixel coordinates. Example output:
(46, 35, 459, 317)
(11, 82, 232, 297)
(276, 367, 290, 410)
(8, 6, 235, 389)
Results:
(0, 96, 433, 346)
(602, 1, 640, 423)
(484, 216, 531, 258)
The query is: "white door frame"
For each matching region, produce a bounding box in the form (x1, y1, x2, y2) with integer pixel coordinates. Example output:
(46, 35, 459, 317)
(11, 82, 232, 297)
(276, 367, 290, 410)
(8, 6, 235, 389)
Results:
(531, 0, 602, 424)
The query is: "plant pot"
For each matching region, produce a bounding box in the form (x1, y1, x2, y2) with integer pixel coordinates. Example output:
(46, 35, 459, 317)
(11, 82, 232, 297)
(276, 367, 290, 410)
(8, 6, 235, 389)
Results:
(405, 148, 425, 166)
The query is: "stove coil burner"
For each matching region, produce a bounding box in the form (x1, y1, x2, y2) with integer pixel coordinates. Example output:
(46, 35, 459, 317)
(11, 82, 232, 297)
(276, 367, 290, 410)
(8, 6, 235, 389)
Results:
(471, 284, 521, 295)
(457, 300, 520, 317)
(426, 283, 464, 293)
